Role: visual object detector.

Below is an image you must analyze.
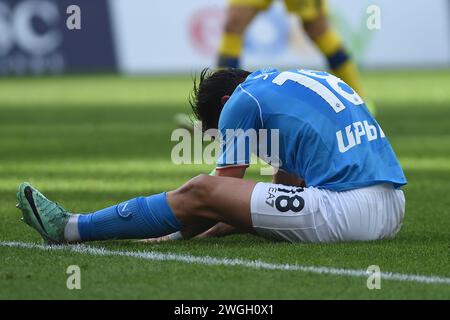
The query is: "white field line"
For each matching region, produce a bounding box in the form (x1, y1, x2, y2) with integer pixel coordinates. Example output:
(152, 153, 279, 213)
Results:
(1, 241, 450, 286)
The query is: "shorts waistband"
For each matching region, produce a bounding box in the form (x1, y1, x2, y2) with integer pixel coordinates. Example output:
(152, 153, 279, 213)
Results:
(357, 183, 396, 192)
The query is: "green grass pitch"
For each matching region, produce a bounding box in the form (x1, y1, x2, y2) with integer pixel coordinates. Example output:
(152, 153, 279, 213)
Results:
(0, 71, 449, 299)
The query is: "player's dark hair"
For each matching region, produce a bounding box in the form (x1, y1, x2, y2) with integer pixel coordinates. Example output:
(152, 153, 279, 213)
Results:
(189, 68, 251, 132)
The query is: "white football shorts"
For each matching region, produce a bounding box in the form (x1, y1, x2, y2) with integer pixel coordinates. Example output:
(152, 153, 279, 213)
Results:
(250, 182, 405, 243)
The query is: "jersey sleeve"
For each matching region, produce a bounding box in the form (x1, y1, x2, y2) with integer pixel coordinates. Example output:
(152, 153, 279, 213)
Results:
(216, 86, 262, 169)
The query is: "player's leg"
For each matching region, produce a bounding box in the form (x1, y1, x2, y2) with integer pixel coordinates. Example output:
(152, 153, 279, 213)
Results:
(217, 0, 270, 68)
(304, 15, 366, 99)
(158, 175, 256, 240)
(16, 175, 257, 244)
(169, 174, 257, 231)
(288, 0, 368, 104)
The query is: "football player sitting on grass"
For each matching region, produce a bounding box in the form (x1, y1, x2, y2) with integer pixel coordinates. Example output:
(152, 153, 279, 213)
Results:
(16, 68, 406, 244)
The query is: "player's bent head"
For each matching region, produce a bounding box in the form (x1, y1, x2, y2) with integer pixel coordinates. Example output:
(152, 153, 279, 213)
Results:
(190, 67, 251, 132)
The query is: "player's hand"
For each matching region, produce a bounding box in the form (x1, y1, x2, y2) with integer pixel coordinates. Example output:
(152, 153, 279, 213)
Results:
(196, 222, 238, 238)
(137, 235, 172, 243)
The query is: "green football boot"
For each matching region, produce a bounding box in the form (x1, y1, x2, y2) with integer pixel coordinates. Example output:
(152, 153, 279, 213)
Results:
(16, 182, 71, 244)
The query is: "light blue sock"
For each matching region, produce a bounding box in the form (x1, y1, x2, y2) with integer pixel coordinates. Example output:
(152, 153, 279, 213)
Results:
(77, 192, 182, 241)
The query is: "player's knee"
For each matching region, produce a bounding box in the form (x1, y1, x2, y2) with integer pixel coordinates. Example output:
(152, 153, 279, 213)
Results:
(224, 7, 256, 34)
(189, 173, 214, 193)
(224, 14, 246, 34)
(302, 15, 328, 40)
(177, 174, 215, 207)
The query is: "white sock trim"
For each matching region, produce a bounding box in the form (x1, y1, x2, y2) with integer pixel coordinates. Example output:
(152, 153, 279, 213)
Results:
(64, 214, 81, 242)
(168, 231, 183, 241)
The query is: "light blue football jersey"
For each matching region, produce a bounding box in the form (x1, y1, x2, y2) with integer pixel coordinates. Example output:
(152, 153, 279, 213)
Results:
(216, 68, 407, 191)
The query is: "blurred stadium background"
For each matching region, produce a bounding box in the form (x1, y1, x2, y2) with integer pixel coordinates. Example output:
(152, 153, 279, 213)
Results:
(0, 0, 449, 76)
